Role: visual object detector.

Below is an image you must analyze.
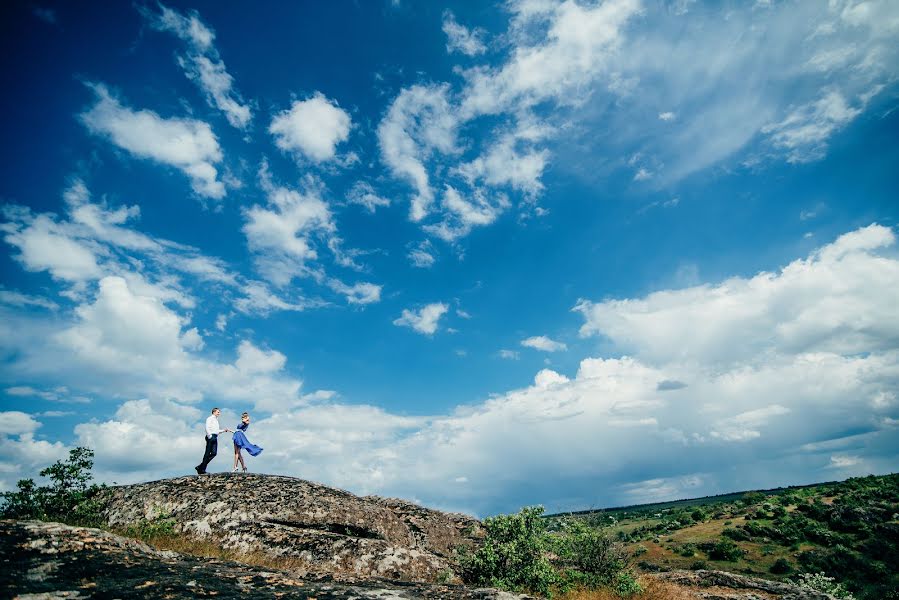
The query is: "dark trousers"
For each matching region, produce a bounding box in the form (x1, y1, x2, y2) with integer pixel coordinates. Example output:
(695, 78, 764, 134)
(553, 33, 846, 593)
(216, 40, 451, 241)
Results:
(196, 434, 218, 473)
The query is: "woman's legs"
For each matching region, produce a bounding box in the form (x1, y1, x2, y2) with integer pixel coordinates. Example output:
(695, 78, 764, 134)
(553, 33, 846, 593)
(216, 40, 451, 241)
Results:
(233, 446, 241, 471)
(237, 449, 247, 471)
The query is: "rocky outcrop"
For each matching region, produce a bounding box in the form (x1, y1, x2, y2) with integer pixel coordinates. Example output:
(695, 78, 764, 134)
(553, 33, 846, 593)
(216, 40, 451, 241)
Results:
(648, 570, 837, 600)
(102, 474, 482, 583)
(1, 520, 533, 599)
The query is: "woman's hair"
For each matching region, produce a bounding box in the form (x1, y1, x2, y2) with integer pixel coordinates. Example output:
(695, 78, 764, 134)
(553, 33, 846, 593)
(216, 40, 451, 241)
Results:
(241, 412, 249, 418)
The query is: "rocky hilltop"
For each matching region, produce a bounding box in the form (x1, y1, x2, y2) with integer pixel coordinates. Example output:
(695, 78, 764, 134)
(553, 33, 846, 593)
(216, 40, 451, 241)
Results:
(103, 473, 482, 583)
(1, 520, 530, 599)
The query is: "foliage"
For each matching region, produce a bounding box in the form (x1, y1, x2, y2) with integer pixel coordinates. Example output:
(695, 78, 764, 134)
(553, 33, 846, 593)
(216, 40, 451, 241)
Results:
(552, 519, 630, 589)
(458, 506, 558, 596)
(769, 558, 792, 574)
(702, 539, 744, 562)
(122, 510, 177, 541)
(0, 447, 106, 527)
(460, 507, 636, 597)
(796, 572, 857, 600)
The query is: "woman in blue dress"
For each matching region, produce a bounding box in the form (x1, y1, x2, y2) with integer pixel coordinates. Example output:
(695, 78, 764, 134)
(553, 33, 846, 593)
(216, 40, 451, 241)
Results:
(232, 412, 263, 472)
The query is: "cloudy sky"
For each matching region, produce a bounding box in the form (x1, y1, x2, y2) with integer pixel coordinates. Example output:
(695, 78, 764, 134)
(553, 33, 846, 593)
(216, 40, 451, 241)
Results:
(1, 0, 897, 517)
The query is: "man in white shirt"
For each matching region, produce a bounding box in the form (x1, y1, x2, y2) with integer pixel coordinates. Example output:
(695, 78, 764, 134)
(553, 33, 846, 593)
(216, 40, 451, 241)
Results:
(195, 407, 231, 475)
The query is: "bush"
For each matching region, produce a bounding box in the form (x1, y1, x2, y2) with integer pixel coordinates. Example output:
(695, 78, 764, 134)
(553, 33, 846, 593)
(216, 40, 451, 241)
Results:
(796, 572, 856, 600)
(705, 539, 745, 562)
(552, 518, 630, 590)
(458, 506, 558, 596)
(770, 558, 792, 574)
(613, 571, 643, 596)
(0, 447, 106, 527)
(722, 527, 751, 541)
(691, 509, 706, 522)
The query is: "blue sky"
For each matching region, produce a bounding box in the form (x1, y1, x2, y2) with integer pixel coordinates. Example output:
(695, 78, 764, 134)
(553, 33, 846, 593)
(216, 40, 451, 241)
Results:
(1, 0, 898, 516)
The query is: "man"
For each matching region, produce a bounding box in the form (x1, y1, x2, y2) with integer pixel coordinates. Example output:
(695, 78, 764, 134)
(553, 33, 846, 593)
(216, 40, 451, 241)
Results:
(195, 407, 231, 475)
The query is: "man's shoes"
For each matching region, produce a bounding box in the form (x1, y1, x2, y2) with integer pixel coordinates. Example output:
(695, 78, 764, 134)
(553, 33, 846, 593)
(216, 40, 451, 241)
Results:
(195, 465, 205, 475)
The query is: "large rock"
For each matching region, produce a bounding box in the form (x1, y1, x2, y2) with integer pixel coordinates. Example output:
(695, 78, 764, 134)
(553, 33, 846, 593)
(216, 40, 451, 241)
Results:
(648, 570, 838, 600)
(102, 474, 483, 583)
(0, 520, 533, 600)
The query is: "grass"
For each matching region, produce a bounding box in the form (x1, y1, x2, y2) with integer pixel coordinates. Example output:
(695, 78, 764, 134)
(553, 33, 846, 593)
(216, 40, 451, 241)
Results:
(557, 577, 693, 600)
(113, 529, 314, 573)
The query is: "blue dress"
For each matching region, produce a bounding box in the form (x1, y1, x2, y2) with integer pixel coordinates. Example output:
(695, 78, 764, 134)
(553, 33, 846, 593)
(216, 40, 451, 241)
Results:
(232, 422, 263, 456)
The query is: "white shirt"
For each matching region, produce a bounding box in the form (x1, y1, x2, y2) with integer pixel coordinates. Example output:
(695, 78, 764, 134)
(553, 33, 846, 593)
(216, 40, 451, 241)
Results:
(205, 415, 225, 438)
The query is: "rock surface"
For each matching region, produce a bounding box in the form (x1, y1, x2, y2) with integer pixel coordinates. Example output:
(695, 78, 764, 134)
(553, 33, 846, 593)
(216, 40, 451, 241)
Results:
(1, 520, 533, 599)
(648, 570, 837, 600)
(102, 473, 483, 583)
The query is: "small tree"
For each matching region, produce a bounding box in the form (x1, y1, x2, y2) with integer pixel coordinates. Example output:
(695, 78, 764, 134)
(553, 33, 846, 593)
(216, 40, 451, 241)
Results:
(0, 447, 106, 527)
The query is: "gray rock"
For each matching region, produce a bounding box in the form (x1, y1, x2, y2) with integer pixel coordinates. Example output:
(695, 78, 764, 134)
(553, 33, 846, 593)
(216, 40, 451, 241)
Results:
(649, 570, 838, 600)
(102, 474, 483, 583)
(1, 520, 535, 600)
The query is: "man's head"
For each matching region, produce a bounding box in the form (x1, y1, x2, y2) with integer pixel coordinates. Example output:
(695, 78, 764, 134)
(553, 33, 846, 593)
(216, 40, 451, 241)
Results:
(212, 407, 220, 417)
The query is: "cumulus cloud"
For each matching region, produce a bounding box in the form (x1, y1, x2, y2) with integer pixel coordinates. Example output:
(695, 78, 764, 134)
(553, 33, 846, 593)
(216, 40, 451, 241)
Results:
(393, 302, 449, 335)
(4, 226, 898, 513)
(270, 93, 352, 163)
(442, 10, 487, 56)
(575, 224, 899, 366)
(243, 164, 335, 285)
(80, 84, 226, 198)
(142, 3, 252, 129)
(521, 335, 568, 352)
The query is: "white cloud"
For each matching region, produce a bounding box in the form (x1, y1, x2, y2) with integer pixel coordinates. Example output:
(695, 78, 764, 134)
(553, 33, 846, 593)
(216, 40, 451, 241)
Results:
(762, 90, 863, 163)
(658, 111, 676, 121)
(142, 3, 251, 129)
(521, 335, 568, 352)
(0, 411, 41, 436)
(499, 349, 520, 360)
(236, 341, 286, 374)
(243, 164, 334, 285)
(377, 84, 459, 221)
(270, 93, 352, 163)
(408, 240, 436, 268)
(442, 10, 487, 56)
(454, 134, 549, 196)
(393, 302, 449, 335)
(4, 226, 898, 513)
(347, 182, 391, 213)
(327, 280, 382, 305)
(575, 224, 899, 366)
(80, 84, 225, 198)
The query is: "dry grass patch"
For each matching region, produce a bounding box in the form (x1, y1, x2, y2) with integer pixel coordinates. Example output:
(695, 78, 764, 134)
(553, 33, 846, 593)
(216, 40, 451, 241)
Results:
(558, 577, 695, 600)
(116, 531, 313, 573)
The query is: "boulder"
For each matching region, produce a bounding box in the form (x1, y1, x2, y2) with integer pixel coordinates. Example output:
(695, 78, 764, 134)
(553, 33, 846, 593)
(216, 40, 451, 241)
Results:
(102, 473, 483, 583)
(1, 520, 533, 600)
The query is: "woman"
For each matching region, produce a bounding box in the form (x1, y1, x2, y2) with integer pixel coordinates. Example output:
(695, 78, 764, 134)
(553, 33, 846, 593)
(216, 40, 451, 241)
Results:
(232, 412, 263, 472)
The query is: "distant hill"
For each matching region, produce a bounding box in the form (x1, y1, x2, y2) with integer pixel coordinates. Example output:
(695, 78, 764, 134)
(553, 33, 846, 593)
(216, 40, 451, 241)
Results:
(545, 473, 899, 600)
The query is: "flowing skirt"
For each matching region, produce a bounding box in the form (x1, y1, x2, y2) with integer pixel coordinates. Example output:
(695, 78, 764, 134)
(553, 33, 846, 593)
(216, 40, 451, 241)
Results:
(233, 430, 263, 456)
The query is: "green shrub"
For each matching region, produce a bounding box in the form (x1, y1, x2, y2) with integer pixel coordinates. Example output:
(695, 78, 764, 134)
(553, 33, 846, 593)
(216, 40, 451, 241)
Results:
(123, 510, 177, 541)
(0, 447, 106, 527)
(552, 518, 630, 589)
(770, 558, 792, 574)
(796, 572, 856, 599)
(691, 509, 705, 522)
(613, 571, 643, 596)
(704, 538, 745, 561)
(458, 506, 558, 596)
